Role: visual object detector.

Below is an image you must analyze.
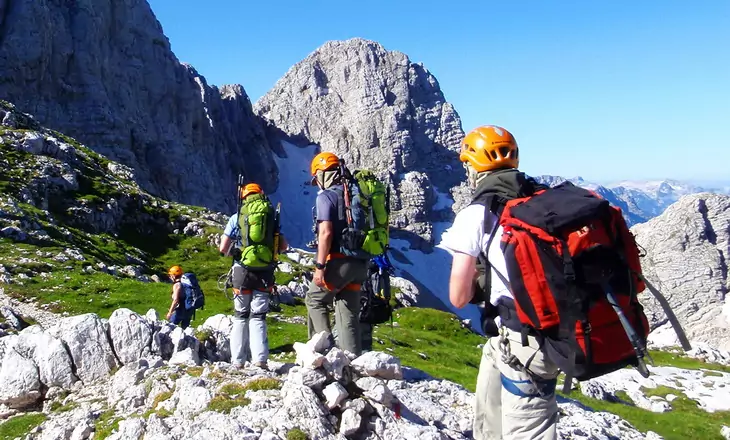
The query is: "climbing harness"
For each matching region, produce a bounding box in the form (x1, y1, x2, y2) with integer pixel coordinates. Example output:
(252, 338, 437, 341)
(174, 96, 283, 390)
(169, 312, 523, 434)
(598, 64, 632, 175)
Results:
(497, 326, 554, 399)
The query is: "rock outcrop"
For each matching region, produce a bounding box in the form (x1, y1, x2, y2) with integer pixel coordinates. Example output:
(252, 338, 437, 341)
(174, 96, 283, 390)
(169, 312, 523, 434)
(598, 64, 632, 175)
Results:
(255, 38, 464, 248)
(0, 308, 664, 439)
(0, 0, 275, 211)
(0, 101, 228, 285)
(632, 193, 730, 350)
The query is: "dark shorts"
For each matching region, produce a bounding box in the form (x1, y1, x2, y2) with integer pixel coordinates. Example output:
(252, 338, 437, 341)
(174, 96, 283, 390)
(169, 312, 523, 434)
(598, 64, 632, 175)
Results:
(170, 309, 191, 329)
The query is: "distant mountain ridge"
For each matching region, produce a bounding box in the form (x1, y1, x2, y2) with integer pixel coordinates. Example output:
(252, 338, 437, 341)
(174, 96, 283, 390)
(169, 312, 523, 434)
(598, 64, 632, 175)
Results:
(535, 175, 730, 225)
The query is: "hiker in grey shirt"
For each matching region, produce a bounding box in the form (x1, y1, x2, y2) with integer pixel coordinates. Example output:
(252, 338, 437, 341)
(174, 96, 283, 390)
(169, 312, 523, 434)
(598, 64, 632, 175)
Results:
(307, 152, 368, 355)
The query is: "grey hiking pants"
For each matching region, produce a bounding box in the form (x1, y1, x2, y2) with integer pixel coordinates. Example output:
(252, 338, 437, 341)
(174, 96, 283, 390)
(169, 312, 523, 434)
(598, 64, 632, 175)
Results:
(474, 327, 560, 440)
(230, 289, 270, 366)
(333, 322, 373, 352)
(306, 256, 368, 355)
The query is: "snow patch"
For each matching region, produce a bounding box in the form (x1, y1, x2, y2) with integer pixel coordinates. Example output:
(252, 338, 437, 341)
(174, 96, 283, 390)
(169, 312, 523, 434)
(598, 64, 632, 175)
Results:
(432, 190, 453, 211)
(270, 141, 481, 331)
(389, 222, 482, 332)
(270, 141, 319, 248)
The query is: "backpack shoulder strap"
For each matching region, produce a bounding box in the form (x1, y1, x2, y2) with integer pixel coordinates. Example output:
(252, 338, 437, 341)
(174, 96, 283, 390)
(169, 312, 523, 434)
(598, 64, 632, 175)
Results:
(470, 193, 508, 255)
(328, 187, 346, 222)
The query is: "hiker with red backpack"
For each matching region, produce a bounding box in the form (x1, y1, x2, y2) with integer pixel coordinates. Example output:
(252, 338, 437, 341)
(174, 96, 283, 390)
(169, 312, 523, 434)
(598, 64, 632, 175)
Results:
(439, 125, 689, 440)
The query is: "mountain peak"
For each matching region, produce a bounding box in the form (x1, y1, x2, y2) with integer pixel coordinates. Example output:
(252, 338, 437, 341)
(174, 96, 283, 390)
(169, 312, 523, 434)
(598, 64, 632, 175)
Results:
(255, 39, 464, 248)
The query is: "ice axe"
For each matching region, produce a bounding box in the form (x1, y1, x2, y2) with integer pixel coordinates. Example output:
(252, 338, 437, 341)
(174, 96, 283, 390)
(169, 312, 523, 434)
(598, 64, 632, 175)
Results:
(636, 273, 692, 352)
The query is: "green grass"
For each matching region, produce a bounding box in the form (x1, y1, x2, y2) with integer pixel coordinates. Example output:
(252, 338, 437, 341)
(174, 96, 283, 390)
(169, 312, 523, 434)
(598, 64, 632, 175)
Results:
(186, 367, 204, 377)
(286, 428, 309, 440)
(195, 328, 214, 343)
(0, 413, 47, 440)
(371, 307, 484, 391)
(208, 379, 282, 414)
(49, 400, 78, 413)
(647, 350, 730, 373)
(208, 384, 251, 414)
(143, 390, 174, 419)
(93, 410, 121, 440)
(564, 388, 730, 440)
(240, 378, 282, 392)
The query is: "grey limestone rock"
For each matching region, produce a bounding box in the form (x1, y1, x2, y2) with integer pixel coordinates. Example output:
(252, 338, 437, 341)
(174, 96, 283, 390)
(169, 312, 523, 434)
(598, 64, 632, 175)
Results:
(631, 193, 730, 350)
(0, 0, 276, 212)
(255, 38, 465, 247)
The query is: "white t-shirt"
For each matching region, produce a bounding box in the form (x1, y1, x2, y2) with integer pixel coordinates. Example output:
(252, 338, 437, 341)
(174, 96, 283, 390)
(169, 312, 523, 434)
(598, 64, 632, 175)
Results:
(437, 204, 512, 306)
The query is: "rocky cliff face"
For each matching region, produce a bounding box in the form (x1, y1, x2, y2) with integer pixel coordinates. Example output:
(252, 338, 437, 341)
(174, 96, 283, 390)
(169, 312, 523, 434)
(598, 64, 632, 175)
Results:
(255, 38, 464, 248)
(632, 193, 730, 351)
(0, 0, 275, 212)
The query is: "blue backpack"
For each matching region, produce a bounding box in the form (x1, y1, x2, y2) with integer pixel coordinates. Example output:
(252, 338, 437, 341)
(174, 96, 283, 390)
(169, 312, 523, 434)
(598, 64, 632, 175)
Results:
(180, 273, 205, 311)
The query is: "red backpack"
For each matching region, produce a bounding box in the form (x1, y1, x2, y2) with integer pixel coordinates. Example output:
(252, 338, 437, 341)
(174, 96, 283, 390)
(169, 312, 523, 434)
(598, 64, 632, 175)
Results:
(490, 182, 650, 382)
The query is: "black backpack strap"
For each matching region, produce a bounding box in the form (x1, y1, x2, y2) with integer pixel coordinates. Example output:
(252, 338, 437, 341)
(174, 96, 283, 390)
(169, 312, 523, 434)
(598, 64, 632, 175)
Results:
(472, 193, 508, 267)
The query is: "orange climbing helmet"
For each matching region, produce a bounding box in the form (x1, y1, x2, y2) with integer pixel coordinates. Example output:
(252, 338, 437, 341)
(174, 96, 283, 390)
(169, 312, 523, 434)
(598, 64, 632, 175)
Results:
(168, 265, 183, 277)
(310, 152, 340, 176)
(460, 125, 519, 173)
(240, 183, 263, 199)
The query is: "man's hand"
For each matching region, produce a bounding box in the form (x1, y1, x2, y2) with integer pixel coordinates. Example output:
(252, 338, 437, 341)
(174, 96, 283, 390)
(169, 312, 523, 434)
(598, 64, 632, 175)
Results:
(313, 268, 325, 287)
(165, 311, 172, 320)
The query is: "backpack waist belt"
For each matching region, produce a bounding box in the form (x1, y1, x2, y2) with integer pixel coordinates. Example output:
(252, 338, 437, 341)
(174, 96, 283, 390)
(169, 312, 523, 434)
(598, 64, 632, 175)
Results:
(323, 281, 362, 292)
(326, 252, 346, 261)
(233, 287, 274, 295)
(496, 297, 540, 343)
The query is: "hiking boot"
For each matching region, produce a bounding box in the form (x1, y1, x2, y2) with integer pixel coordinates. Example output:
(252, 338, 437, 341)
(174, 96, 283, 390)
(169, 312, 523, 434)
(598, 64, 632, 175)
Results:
(254, 361, 268, 370)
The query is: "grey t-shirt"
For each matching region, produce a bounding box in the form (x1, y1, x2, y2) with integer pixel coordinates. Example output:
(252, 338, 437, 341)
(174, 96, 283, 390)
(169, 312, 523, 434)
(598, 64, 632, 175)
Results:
(316, 186, 346, 253)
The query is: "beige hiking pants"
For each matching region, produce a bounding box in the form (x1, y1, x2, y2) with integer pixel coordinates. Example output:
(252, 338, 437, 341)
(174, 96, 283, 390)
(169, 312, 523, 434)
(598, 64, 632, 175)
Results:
(474, 328, 560, 440)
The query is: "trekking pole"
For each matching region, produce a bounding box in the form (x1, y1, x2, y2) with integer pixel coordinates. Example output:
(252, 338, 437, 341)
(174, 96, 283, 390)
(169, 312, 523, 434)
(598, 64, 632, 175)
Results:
(602, 281, 651, 377)
(338, 159, 354, 226)
(272, 202, 282, 263)
(230, 173, 246, 264)
(635, 273, 692, 352)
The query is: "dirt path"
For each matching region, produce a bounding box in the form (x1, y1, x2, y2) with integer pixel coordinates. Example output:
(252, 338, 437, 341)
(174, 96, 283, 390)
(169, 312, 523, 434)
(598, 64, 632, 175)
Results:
(0, 286, 60, 329)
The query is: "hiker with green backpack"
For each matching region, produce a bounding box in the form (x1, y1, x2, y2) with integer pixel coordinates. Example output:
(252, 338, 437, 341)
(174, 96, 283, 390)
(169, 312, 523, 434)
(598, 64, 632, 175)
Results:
(307, 152, 390, 355)
(220, 182, 287, 369)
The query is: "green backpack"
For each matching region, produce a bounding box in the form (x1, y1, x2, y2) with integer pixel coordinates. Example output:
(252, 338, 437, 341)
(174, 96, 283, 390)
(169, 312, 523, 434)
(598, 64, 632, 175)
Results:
(341, 170, 390, 258)
(237, 194, 277, 268)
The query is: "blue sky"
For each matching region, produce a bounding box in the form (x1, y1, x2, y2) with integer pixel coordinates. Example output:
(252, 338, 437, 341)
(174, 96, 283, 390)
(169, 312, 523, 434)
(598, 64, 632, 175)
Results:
(148, 0, 729, 184)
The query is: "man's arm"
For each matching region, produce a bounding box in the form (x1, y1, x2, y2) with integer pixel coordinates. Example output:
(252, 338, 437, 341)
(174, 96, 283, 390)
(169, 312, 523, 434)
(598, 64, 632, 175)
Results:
(220, 214, 240, 256)
(219, 235, 232, 255)
(449, 251, 478, 309)
(166, 283, 182, 319)
(316, 221, 333, 264)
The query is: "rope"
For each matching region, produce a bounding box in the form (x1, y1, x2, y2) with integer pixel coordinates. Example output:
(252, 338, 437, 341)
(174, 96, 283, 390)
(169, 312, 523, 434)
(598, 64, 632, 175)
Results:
(497, 326, 550, 399)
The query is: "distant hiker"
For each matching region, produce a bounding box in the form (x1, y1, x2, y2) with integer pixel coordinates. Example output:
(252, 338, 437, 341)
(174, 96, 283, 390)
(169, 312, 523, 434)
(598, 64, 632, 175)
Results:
(166, 265, 205, 329)
(220, 182, 287, 370)
(440, 125, 674, 440)
(306, 152, 373, 355)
